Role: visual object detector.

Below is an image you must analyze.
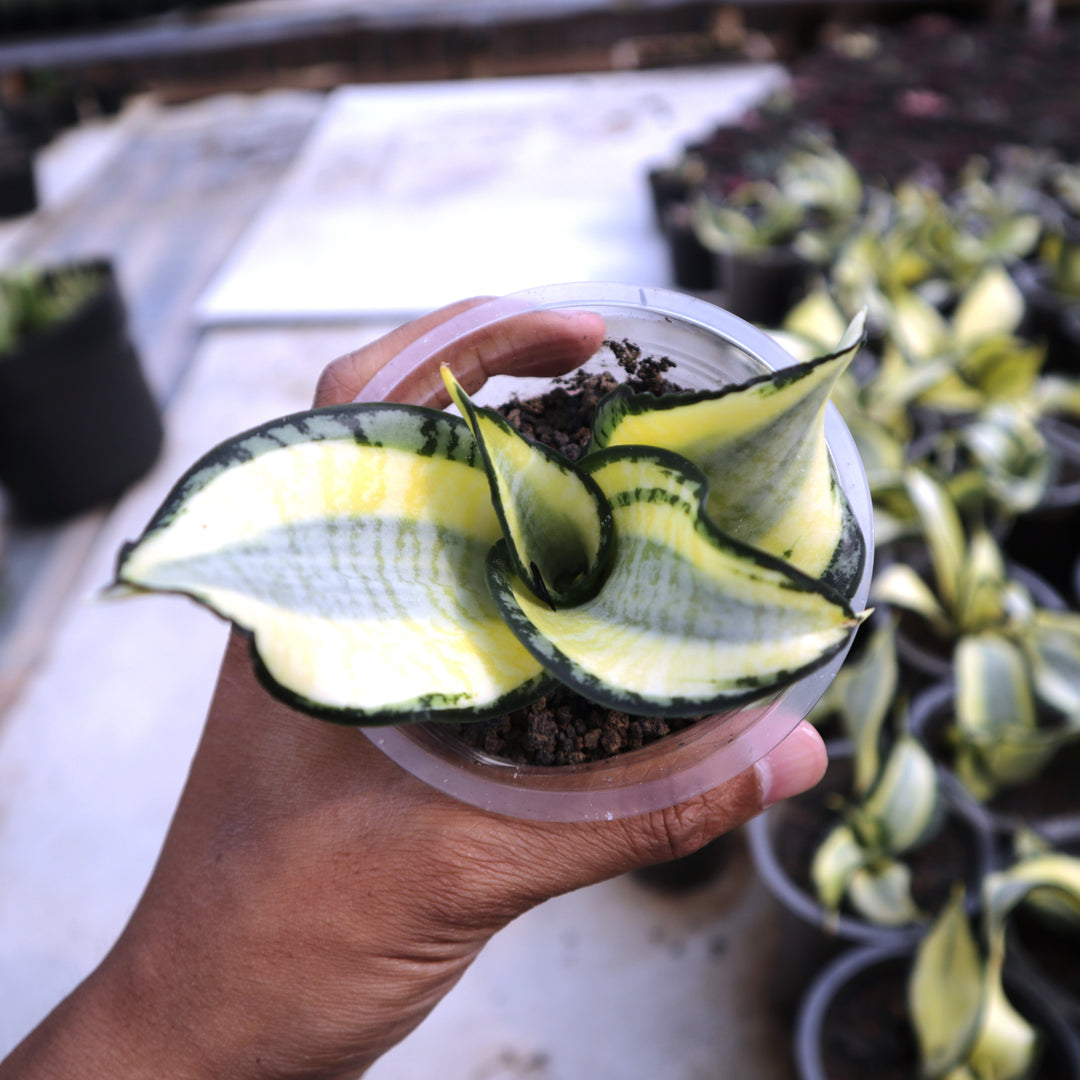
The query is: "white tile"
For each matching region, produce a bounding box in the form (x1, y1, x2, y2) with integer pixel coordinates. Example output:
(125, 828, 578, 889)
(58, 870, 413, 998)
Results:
(197, 66, 785, 322)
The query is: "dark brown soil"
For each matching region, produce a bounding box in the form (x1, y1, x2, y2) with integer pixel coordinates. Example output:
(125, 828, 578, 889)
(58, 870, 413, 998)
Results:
(444, 341, 698, 767)
(450, 682, 700, 767)
(774, 756, 984, 921)
(494, 338, 681, 463)
(818, 956, 918, 1080)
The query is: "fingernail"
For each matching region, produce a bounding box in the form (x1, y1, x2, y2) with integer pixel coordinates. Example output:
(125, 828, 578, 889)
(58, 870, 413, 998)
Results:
(754, 722, 828, 810)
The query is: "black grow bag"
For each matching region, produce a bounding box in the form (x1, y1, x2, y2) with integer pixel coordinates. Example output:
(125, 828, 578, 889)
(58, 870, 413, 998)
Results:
(0, 260, 163, 521)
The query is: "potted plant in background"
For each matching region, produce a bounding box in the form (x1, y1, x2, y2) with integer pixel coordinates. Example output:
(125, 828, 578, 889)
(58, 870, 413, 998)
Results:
(691, 139, 864, 326)
(109, 283, 874, 824)
(748, 617, 995, 942)
(795, 857, 1080, 1080)
(0, 258, 163, 522)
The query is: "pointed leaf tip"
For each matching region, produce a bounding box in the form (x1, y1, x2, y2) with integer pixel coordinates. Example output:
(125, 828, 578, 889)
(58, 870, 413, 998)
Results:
(444, 365, 614, 609)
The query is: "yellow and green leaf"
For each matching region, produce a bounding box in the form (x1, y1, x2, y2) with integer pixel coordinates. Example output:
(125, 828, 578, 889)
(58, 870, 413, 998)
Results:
(443, 368, 613, 609)
(115, 405, 554, 723)
(486, 447, 865, 715)
(909, 888, 986, 1079)
(862, 734, 942, 855)
(590, 313, 867, 594)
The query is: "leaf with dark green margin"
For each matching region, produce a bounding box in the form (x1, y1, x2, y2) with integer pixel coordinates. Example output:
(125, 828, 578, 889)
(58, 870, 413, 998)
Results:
(114, 404, 555, 723)
(486, 446, 866, 716)
(909, 887, 986, 1079)
(590, 313, 867, 596)
(442, 367, 614, 608)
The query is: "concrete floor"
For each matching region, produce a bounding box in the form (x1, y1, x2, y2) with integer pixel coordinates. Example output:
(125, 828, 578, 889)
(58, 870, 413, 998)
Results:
(0, 63, 805, 1077)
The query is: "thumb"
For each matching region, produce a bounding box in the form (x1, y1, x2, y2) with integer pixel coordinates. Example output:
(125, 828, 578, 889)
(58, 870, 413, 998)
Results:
(492, 721, 829, 910)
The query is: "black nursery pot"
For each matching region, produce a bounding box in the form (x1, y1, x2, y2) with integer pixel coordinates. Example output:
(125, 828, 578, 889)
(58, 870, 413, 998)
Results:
(795, 942, 1080, 1080)
(716, 247, 811, 326)
(0, 134, 37, 219)
(662, 203, 716, 292)
(0, 260, 163, 521)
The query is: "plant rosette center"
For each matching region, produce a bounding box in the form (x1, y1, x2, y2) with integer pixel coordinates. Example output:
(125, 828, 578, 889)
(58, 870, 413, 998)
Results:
(113, 317, 870, 731)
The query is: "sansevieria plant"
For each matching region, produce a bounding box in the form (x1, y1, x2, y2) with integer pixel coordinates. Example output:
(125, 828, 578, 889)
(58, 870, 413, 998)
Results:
(113, 317, 870, 728)
(873, 467, 1080, 800)
(909, 847, 1080, 1080)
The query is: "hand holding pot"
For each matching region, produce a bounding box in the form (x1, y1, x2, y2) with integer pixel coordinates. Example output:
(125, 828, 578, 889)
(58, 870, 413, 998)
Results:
(0, 299, 828, 1080)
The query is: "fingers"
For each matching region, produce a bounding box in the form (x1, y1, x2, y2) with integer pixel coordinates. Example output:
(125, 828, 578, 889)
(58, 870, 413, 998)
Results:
(586, 721, 826, 887)
(314, 298, 492, 407)
(315, 300, 607, 408)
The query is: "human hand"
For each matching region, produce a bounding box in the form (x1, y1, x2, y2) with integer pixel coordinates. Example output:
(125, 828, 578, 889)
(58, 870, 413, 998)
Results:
(0, 299, 827, 1080)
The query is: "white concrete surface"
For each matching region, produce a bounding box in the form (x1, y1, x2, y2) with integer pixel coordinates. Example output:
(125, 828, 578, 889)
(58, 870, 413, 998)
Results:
(197, 65, 786, 322)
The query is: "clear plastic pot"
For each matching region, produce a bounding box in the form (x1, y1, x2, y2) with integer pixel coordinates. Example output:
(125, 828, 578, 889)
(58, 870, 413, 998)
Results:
(359, 282, 874, 822)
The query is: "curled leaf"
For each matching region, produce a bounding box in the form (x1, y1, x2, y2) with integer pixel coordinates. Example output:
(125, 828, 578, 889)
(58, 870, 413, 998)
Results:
(115, 406, 553, 722)
(443, 367, 613, 608)
(909, 887, 986, 1079)
(590, 314, 868, 594)
(487, 447, 865, 716)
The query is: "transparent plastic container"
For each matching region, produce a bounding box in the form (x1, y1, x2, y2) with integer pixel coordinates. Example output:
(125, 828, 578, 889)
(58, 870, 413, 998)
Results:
(359, 283, 874, 822)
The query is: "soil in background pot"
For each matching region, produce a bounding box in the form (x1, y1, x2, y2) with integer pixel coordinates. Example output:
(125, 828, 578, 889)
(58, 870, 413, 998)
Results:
(816, 955, 917, 1080)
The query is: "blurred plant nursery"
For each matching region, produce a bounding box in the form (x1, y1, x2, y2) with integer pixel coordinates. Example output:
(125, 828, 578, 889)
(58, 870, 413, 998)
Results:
(2, 1, 1080, 1077)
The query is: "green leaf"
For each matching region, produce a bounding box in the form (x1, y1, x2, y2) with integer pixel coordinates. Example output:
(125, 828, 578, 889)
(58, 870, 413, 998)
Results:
(952, 266, 1025, 346)
(833, 618, 900, 795)
(984, 853, 1080, 941)
(847, 860, 921, 925)
(781, 289, 851, 352)
(966, 929, 1040, 1080)
(955, 633, 1036, 741)
(909, 887, 986, 1079)
(871, 563, 952, 636)
(442, 368, 613, 608)
(863, 734, 942, 855)
(890, 288, 951, 361)
(811, 822, 869, 911)
(1027, 609, 1080, 716)
(115, 405, 553, 723)
(905, 468, 967, 617)
(486, 447, 866, 716)
(955, 531, 1008, 634)
(590, 313, 867, 593)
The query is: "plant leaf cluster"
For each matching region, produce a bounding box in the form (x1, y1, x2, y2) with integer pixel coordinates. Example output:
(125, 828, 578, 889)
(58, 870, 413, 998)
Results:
(754, 146, 1080, 804)
(909, 845, 1080, 1080)
(711, 136, 1080, 1080)
(115, 326, 869, 725)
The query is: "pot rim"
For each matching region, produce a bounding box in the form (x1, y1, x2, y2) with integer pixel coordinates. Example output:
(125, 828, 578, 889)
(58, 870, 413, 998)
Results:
(359, 282, 874, 822)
